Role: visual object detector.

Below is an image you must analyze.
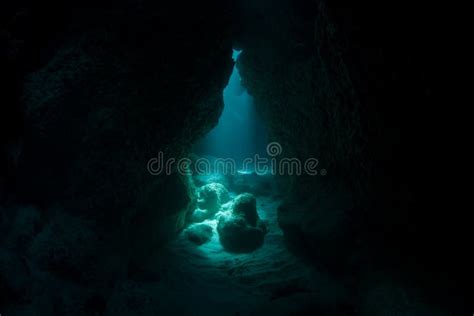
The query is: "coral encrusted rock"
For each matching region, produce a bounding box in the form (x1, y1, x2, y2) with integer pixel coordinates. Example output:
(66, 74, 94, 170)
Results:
(217, 193, 266, 252)
(197, 182, 230, 214)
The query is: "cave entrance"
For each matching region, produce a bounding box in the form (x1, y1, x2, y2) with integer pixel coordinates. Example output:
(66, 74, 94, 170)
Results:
(192, 49, 269, 172)
(182, 49, 277, 255)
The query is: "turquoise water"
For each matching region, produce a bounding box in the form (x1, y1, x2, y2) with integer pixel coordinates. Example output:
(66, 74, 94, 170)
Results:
(193, 50, 268, 168)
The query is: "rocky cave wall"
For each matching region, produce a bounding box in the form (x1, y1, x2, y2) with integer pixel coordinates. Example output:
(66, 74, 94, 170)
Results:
(1, 1, 235, 313)
(1, 0, 469, 314)
(235, 0, 469, 313)
(236, 0, 366, 269)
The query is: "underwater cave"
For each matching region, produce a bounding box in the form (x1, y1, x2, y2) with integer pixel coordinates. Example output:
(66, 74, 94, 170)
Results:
(0, 0, 470, 315)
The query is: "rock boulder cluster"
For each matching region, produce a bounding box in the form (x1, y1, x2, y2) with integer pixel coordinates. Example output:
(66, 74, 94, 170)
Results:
(186, 182, 267, 252)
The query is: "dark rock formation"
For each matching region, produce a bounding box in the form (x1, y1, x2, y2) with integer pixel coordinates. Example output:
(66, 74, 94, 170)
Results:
(184, 223, 214, 245)
(28, 211, 102, 282)
(232, 192, 258, 226)
(217, 193, 266, 252)
(235, 0, 468, 313)
(236, 0, 368, 273)
(1, 1, 235, 314)
(0, 248, 31, 306)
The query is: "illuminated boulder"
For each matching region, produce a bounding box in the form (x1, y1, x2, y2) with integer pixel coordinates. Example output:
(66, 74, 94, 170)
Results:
(190, 183, 230, 222)
(197, 183, 230, 214)
(217, 193, 266, 252)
